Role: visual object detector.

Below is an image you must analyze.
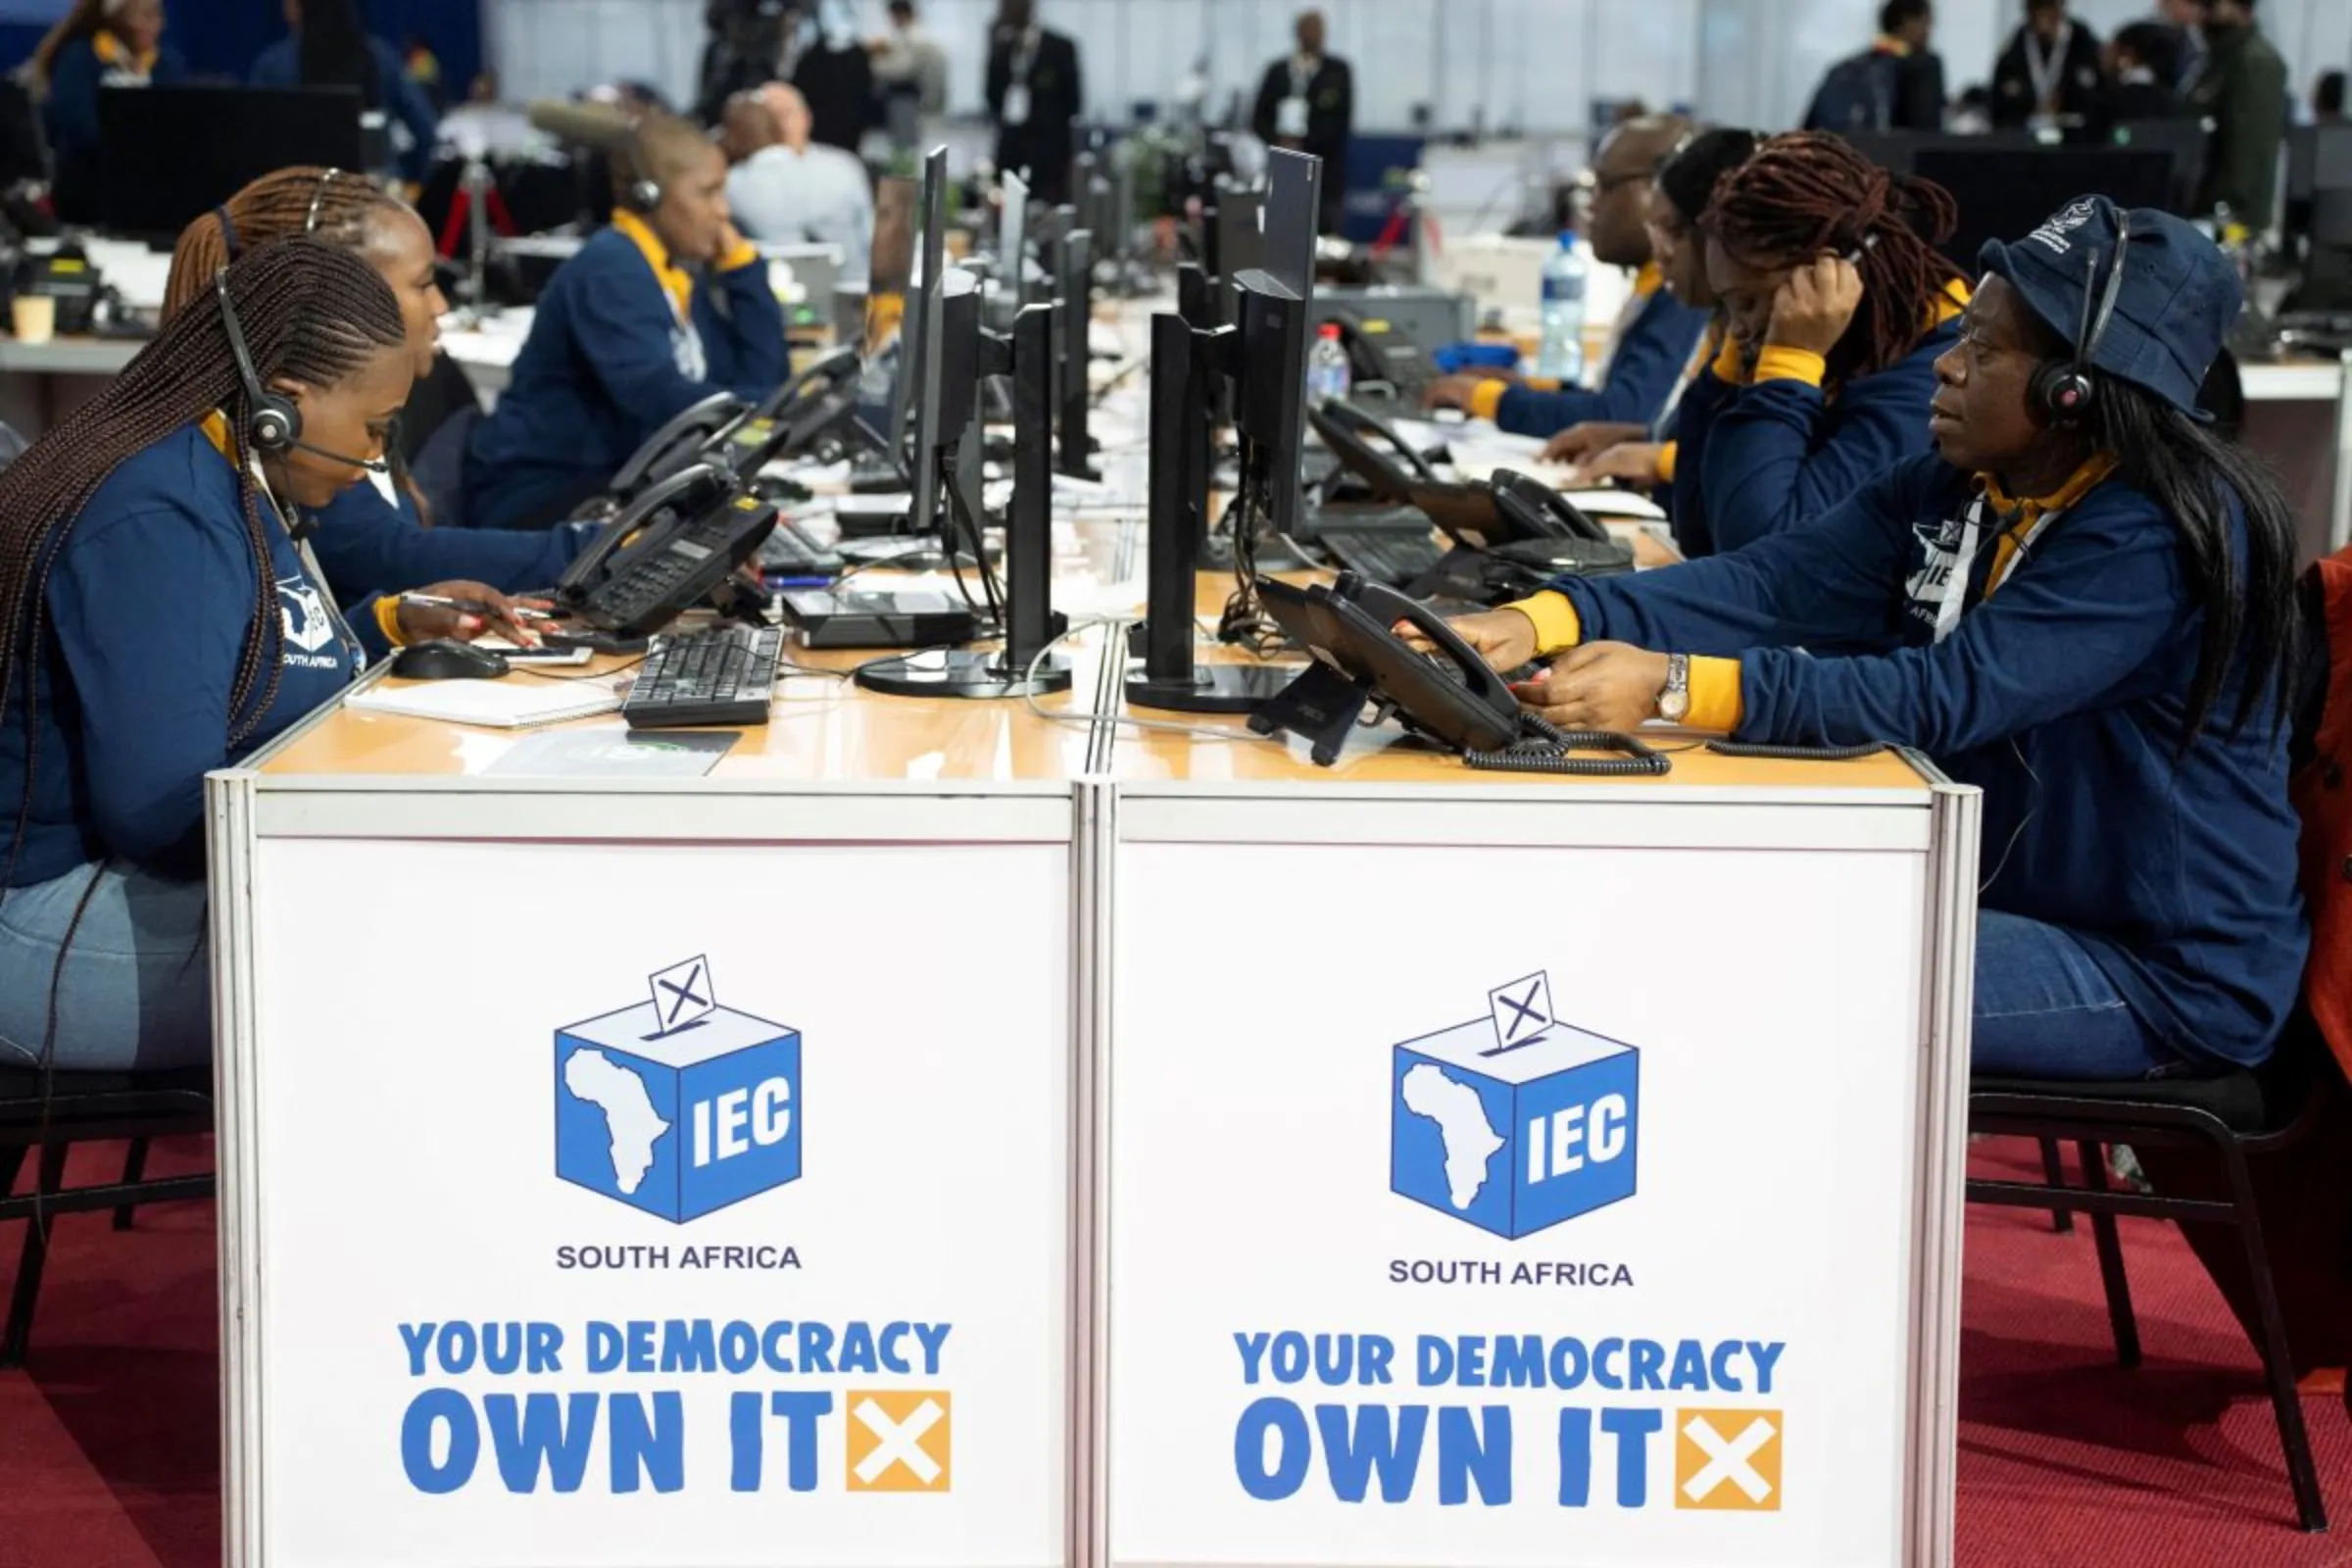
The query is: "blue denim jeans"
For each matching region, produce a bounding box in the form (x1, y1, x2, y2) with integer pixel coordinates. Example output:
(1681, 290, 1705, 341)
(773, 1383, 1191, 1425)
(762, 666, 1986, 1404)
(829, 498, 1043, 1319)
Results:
(0, 861, 212, 1073)
(1973, 908, 2178, 1079)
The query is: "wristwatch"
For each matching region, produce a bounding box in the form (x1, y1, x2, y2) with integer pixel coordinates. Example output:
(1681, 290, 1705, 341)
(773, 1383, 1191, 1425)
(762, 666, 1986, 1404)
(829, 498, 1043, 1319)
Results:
(1657, 654, 1690, 723)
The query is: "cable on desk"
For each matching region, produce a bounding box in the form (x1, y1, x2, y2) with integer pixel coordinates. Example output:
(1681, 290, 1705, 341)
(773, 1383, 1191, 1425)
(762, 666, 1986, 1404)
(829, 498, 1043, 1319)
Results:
(1704, 738, 1888, 761)
(1021, 616, 1295, 746)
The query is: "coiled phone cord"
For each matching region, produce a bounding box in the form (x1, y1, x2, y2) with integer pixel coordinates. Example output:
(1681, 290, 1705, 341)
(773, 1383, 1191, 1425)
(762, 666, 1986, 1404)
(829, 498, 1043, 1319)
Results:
(1463, 715, 1673, 776)
(1704, 739, 1889, 761)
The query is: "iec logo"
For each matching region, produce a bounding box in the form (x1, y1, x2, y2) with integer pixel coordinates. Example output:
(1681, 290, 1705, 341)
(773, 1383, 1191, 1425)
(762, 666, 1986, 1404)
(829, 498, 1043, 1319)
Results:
(555, 957, 803, 1223)
(1390, 970, 1640, 1238)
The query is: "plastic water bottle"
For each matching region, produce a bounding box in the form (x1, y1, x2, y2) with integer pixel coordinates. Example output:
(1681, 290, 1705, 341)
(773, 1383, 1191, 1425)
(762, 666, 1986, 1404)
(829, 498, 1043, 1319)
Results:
(1305, 321, 1352, 403)
(1536, 230, 1589, 382)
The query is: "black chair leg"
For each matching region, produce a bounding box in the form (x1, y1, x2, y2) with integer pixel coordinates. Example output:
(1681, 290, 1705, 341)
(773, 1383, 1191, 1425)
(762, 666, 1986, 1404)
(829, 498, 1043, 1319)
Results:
(1, 1142, 69, 1371)
(2039, 1137, 2074, 1232)
(113, 1137, 150, 1230)
(2077, 1140, 2142, 1369)
(0, 1144, 23, 1198)
(2216, 1136, 2328, 1532)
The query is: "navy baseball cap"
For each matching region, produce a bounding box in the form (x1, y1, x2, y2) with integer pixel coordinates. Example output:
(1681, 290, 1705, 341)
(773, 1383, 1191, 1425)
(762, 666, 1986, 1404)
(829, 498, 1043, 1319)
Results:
(1977, 195, 2241, 419)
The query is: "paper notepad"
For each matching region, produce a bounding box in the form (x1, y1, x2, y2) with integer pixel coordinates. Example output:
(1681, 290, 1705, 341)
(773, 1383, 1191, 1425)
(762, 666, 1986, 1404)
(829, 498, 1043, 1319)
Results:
(346, 677, 624, 729)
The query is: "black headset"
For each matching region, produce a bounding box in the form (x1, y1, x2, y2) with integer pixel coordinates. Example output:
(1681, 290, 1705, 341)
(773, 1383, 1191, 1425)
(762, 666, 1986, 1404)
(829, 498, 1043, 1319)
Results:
(216, 269, 302, 455)
(214, 267, 392, 478)
(2029, 223, 2132, 428)
(618, 130, 663, 215)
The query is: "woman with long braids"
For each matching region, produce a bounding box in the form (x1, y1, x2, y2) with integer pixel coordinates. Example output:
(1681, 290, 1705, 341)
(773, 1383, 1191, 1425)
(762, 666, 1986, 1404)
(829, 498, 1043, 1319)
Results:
(0, 241, 516, 1074)
(1658, 130, 1968, 560)
(1421, 198, 2307, 1076)
(165, 169, 593, 619)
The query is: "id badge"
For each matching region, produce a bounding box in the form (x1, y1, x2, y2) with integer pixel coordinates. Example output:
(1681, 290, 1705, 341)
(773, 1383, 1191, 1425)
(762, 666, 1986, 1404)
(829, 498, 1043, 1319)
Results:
(1275, 95, 1309, 139)
(1003, 83, 1032, 126)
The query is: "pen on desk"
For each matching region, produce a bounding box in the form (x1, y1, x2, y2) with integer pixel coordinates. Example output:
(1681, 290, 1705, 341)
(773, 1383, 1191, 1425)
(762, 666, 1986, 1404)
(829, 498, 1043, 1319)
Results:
(768, 575, 833, 589)
(397, 592, 553, 620)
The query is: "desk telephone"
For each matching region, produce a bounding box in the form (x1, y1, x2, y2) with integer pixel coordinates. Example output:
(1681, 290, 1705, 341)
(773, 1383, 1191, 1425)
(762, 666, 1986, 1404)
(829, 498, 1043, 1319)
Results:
(599, 348, 868, 511)
(1250, 572, 1667, 776)
(554, 464, 779, 636)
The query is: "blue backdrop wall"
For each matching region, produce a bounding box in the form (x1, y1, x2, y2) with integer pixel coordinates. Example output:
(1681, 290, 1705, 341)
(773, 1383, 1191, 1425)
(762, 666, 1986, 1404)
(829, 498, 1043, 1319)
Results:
(1, 1, 483, 104)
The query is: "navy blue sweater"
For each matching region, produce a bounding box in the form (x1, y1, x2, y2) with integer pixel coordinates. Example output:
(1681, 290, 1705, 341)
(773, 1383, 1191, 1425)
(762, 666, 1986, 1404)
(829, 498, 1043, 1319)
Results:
(465, 225, 789, 529)
(249, 34, 439, 182)
(0, 427, 363, 887)
(307, 474, 590, 607)
(1486, 287, 1710, 439)
(1550, 454, 2306, 1067)
(1671, 319, 1955, 560)
(43, 34, 187, 219)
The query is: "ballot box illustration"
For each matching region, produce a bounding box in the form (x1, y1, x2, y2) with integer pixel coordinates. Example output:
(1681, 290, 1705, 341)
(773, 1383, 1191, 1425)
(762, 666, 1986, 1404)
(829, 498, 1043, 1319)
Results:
(1390, 970, 1640, 1239)
(555, 957, 804, 1222)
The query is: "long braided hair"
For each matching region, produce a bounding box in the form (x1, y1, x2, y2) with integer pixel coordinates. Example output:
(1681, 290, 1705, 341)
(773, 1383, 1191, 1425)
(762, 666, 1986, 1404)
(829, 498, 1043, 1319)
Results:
(1702, 131, 1963, 385)
(163, 167, 407, 321)
(0, 240, 406, 889)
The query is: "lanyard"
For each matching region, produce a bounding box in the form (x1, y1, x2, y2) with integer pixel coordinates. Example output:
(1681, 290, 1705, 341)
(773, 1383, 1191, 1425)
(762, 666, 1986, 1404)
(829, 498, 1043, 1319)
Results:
(2024, 24, 2071, 107)
(1009, 30, 1039, 84)
(1934, 496, 2063, 642)
(250, 457, 366, 678)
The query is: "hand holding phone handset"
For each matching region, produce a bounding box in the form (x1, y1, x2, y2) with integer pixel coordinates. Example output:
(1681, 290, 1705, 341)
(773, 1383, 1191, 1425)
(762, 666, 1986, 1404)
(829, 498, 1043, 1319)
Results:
(1250, 572, 1669, 774)
(555, 463, 740, 607)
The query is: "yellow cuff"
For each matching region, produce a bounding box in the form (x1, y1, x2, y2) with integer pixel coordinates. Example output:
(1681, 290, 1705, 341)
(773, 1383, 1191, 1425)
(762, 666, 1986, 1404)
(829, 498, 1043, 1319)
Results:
(1502, 591, 1582, 657)
(1686, 656, 1744, 732)
(717, 239, 761, 272)
(1710, 332, 1748, 384)
(1752, 346, 1828, 387)
(1522, 376, 1561, 393)
(374, 596, 408, 650)
(1654, 440, 1677, 484)
(1468, 379, 1507, 421)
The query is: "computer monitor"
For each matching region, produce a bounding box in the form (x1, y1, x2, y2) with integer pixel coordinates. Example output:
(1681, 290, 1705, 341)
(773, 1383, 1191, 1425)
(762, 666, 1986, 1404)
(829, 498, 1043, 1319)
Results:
(1000, 169, 1030, 314)
(1230, 270, 1310, 544)
(1053, 221, 1098, 479)
(1261, 148, 1321, 300)
(1215, 185, 1265, 308)
(1908, 145, 2178, 270)
(2284, 125, 2352, 310)
(906, 146, 951, 541)
(99, 86, 364, 238)
(0, 80, 49, 191)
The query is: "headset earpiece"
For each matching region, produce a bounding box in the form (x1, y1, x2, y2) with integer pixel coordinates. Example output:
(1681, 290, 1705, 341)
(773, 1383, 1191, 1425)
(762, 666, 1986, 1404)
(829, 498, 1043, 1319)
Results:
(214, 270, 301, 457)
(2031, 225, 2132, 429)
(626, 177, 664, 214)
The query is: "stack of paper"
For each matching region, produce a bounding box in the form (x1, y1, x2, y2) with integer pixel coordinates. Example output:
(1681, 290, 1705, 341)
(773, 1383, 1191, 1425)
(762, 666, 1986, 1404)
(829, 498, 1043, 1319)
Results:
(346, 678, 623, 729)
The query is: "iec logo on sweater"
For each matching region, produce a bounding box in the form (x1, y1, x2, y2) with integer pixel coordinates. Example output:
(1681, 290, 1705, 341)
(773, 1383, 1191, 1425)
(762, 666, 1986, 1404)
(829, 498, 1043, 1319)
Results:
(274, 576, 343, 668)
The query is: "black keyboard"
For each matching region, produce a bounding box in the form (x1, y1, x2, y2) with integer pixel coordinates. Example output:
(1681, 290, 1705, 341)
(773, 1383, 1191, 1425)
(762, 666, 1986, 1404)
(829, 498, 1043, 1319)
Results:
(1321, 525, 1446, 587)
(621, 624, 784, 729)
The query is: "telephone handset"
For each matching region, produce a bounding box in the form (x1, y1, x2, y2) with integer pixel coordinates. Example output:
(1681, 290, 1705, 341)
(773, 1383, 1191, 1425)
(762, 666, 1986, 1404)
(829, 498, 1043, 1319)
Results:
(755, 346, 861, 420)
(1325, 315, 1405, 399)
(1251, 572, 1668, 774)
(555, 463, 737, 608)
(606, 392, 751, 502)
(1490, 469, 1612, 544)
(1251, 572, 1524, 762)
(1318, 396, 1443, 484)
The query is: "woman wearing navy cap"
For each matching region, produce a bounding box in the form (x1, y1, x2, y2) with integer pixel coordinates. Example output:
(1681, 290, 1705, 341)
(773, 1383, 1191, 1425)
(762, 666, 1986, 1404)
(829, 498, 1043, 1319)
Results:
(1424, 197, 2307, 1077)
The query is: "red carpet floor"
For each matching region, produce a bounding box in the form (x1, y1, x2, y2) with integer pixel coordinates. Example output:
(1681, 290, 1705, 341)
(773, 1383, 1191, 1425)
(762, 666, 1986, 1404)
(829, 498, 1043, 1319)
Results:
(7, 1136, 2352, 1566)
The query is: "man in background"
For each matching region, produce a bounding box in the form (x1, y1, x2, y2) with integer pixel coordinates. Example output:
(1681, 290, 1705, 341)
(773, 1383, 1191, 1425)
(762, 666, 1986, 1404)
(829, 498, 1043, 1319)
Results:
(986, 0, 1083, 204)
(2158, 0, 2207, 90)
(2315, 70, 2345, 125)
(720, 84, 874, 279)
(1803, 0, 1944, 133)
(791, 0, 876, 154)
(1251, 10, 1353, 233)
(1420, 116, 1710, 440)
(1992, 0, 2105, 129)
(2100, 21, 2188, 126)
(870, 1, 949, 153)
(2188, 0, 2286, 228)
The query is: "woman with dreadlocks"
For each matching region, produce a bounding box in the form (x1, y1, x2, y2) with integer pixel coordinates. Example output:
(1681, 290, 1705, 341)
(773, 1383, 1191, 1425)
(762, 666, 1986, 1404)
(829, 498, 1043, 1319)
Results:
(1660, 130, 1967, 560)
(166, 169, 594, 625)
(0, 241, 520, 1074)
(1423, 198, 2306, 1077)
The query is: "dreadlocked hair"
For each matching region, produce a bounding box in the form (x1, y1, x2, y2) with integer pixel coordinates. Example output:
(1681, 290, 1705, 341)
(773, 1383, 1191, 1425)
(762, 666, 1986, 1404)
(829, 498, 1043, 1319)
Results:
(163, 168, 406, 322)
(1702, 131, 1964, 385)
(0, 239, 406, 890)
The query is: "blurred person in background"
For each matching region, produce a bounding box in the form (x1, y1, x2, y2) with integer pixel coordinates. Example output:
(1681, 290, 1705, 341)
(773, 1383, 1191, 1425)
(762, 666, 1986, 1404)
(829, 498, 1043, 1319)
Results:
(1251, 10, 1353, 233)
(1803, 1, 1945, 133)
(871, 1, 949, 153)
(792, 0, 877, 154)
(30, 0, 185, 224)
(251, 0, 441, 185)
(721, 84, 874, 277)
(987, 0, 1083, 204)
(2187, 0, 2285, 228)
(1992, 0, 2105, 130)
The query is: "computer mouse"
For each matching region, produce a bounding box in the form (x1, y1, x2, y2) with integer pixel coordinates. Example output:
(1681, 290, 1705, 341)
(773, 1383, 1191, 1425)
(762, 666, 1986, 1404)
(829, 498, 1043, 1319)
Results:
(390, 640, 511, 680)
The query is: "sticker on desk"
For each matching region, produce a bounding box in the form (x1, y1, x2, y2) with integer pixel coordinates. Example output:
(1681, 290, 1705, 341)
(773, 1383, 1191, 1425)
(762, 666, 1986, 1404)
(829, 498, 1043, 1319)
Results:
(483, 726, 738, 778)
